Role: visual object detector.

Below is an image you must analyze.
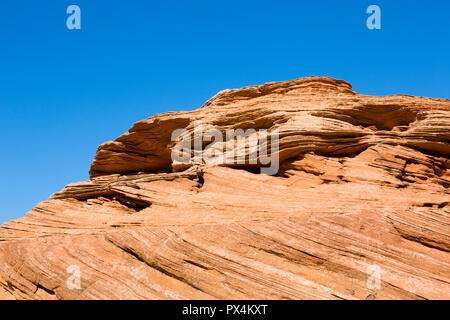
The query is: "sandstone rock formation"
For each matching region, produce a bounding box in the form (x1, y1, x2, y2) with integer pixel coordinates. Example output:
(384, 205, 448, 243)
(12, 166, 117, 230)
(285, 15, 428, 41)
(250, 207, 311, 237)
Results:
(0, 77, 448, 300)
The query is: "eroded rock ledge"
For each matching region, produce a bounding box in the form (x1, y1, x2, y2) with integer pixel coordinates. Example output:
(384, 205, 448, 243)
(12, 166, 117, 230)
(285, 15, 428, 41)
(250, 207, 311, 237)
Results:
(0, 76, 448, 300)
(89, 76, 449, 178)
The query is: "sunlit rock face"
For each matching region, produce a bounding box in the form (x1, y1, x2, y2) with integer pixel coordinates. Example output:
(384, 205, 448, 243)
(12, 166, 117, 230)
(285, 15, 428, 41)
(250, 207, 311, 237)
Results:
(0, 77, 449, 300)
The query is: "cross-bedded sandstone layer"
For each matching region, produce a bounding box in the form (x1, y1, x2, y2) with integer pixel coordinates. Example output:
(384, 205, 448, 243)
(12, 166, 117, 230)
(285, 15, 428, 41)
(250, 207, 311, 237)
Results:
(0, 77, 448, 300)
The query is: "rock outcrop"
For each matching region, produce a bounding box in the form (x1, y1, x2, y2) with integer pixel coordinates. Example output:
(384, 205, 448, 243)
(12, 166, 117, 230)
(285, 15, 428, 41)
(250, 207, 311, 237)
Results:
(0, 76, 448, 300)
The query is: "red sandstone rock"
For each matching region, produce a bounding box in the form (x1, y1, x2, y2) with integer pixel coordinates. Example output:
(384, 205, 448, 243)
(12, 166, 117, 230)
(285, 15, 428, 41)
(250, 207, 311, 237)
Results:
(0, 77, 448, 300)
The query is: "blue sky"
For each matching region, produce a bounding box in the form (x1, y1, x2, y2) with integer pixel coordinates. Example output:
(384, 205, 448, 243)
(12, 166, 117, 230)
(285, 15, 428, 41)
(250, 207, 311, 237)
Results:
(0, 0, 449, 224)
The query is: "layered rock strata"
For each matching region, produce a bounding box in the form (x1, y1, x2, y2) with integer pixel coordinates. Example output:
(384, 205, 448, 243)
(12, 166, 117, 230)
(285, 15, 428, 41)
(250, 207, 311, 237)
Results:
(0, 77, 448, 300)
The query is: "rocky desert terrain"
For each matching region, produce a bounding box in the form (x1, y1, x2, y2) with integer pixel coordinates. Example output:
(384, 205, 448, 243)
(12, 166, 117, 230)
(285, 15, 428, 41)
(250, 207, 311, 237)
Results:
(0, 76, 448, 300)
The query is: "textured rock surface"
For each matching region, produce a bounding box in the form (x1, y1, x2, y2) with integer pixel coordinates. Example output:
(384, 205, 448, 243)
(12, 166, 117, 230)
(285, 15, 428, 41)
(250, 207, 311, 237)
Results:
(0, 76, 449, 300)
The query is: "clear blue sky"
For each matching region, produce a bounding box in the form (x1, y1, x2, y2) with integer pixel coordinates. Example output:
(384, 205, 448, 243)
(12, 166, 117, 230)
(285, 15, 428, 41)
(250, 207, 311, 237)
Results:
(0, 0, 449, 225)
